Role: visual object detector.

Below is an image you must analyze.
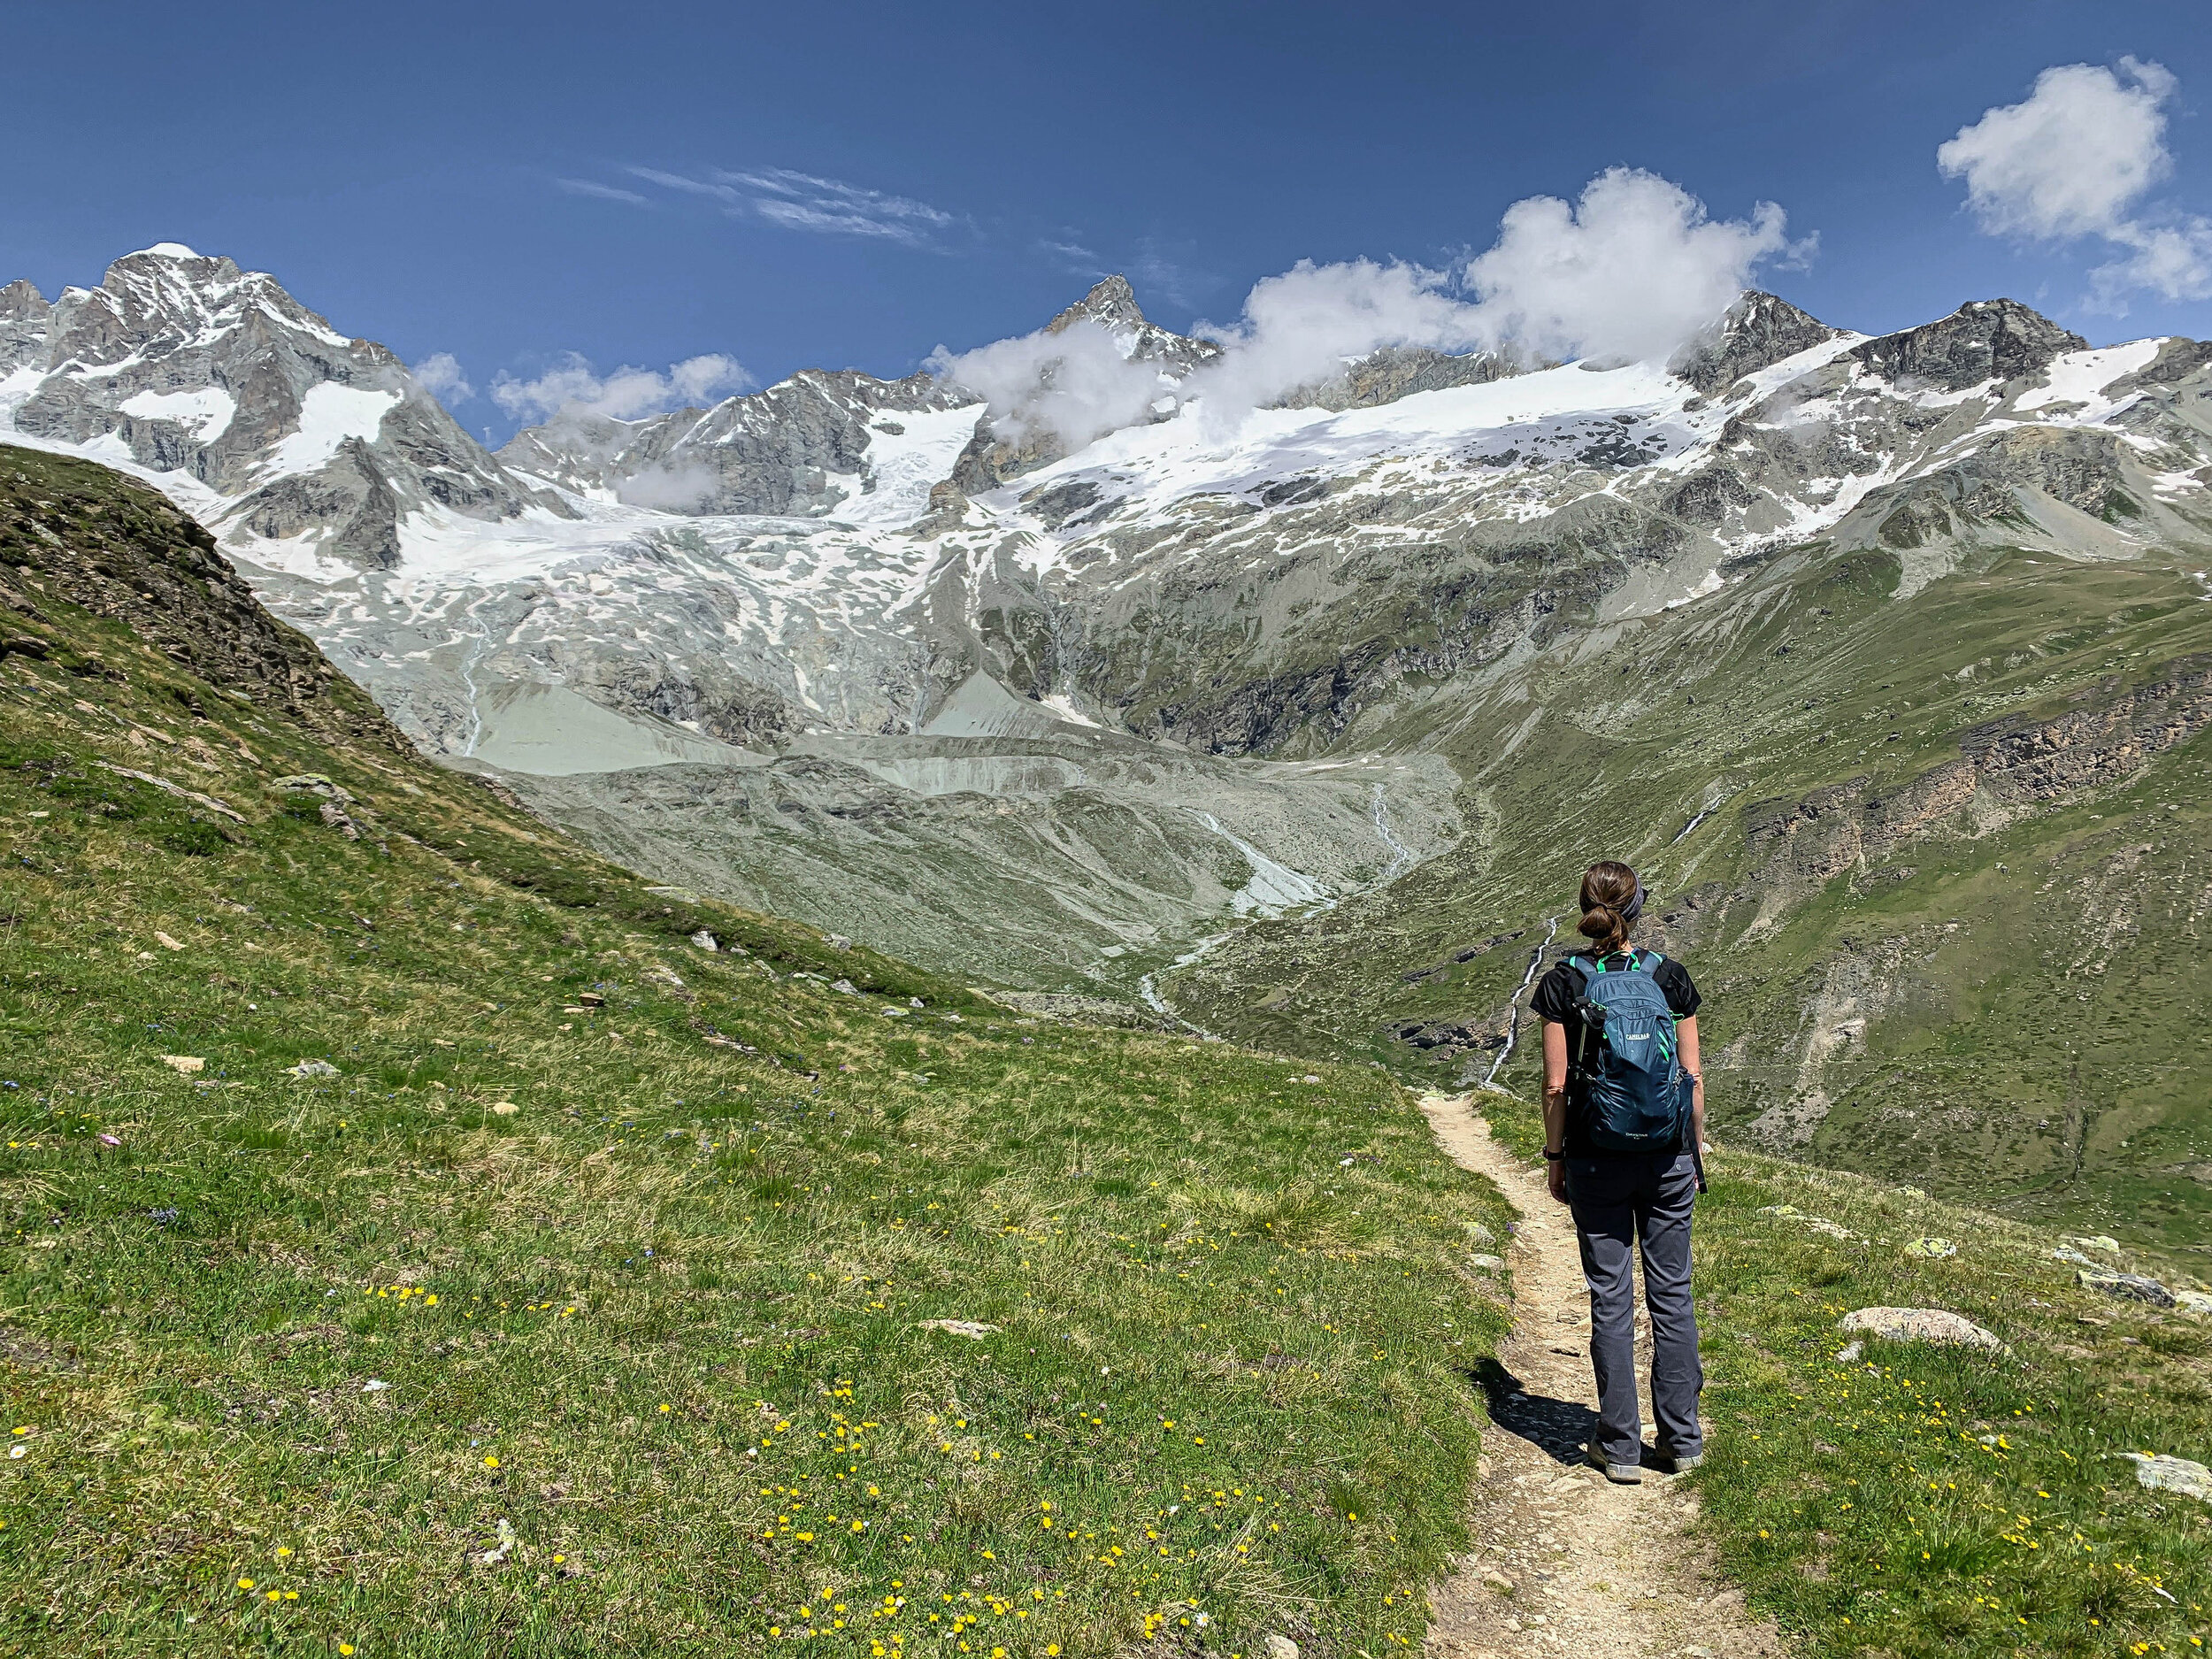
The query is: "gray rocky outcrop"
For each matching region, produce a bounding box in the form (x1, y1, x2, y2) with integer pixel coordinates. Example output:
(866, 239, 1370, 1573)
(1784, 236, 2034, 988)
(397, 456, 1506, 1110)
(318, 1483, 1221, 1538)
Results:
(1671, 290, 1840, 394)
(1851, 299, 2088, 392)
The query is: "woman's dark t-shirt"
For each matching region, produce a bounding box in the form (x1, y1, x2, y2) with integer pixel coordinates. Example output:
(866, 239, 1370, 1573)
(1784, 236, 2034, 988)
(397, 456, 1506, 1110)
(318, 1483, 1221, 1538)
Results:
(1531, 947, 1702, 1155)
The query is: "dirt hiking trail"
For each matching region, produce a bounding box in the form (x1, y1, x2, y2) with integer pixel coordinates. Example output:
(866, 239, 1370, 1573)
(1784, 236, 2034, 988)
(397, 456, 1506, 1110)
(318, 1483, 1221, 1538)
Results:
(1417, 1092, 1788, 1659)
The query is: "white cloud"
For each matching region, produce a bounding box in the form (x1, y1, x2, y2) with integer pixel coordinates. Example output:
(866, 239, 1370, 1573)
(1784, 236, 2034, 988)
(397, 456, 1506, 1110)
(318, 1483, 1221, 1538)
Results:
(1462, 167, 1807, 365)
(926, 318, 1173, 449)
(1939, 58, 2210, 307)
(626, 165, 956, 245)
(931, 166, 1806, 448)
(490, 351, 750, 425)
(1939, 58, 2172, 241)
(411, 352, 474, 407)
(556, 177, 650, 206)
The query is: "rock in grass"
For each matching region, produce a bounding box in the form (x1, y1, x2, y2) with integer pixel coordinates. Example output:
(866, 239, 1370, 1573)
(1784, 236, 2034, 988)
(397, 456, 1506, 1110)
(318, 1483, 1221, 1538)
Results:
(1469, 1254, 1506, 1271)
(1835, 1340, 1864, 1363)
(159, 1055, 204, 1074)
(2120, 1453, 2212, 1501)
(918, 1319, 1000, 1339)
(2064, 1234, 2122, 1256)
(1837, 1307, 2005, 1350)
(285, 1059, 339, 1079)
(2079, 1271, 2177, 1309)
(272, 772, 355, 805)
(2177, 1290, 2212, 1317)
(688, 930, 718, 952)
(1265, 1639, 1301, 1659)
(1905, 1237, 1958, 1258)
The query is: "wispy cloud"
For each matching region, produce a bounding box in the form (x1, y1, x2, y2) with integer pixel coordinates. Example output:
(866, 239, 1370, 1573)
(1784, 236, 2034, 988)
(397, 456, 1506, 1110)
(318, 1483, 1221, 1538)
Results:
(618, 164, 960, 246)
(555, 177, 650, 206)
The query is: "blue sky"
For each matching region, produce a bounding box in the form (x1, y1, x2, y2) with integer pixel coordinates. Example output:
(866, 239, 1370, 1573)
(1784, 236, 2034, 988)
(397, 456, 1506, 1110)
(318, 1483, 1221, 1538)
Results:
(3, 0, 2208, 442)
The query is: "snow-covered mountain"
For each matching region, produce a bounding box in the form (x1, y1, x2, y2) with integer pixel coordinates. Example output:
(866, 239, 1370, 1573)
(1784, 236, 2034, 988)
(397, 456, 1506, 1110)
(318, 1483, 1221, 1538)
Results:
(0, 245, 554, 569)
(4, 243, 2209, 986)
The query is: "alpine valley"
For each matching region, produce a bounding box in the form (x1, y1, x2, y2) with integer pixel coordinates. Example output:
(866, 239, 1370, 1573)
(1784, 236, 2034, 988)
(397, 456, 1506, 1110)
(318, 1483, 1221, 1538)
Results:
(7, 243, 2212, 1245)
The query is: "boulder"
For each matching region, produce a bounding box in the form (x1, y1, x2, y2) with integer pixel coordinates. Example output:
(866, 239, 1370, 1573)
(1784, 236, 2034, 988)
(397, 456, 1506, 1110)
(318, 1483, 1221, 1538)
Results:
(918, 1319, 999, 1340)
(2119, 1453, 2212, 1502)
(1904, 1237, 1957, 1258)
(1837, 1307, 2005, 1351)
(2078, 1271, 2177, 1309)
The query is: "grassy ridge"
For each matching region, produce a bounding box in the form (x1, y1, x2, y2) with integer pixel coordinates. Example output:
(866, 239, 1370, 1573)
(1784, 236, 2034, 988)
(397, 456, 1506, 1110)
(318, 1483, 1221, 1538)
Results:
(1483, 1088, 2212, 1659)
(0, 447, 1514, 1657)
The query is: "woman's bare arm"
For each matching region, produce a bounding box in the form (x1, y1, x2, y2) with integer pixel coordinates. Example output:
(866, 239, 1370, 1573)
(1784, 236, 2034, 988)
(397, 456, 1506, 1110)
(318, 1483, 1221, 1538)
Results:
(1542, 1019, 1570, 1202)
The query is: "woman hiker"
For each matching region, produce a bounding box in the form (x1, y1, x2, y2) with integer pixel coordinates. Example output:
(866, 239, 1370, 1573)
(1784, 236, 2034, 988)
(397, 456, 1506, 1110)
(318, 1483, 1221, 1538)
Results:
(1531, 859, 1707, 1485)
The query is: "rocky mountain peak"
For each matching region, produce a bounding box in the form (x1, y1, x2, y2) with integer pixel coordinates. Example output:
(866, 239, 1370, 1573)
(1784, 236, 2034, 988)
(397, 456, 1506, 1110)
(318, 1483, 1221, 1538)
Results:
(0, 280, 46, 323)
(1852, 298, 2088, 393)
(1671, 290, 1840, 395)
(0, 242, 560, 570)
(1042, 275, 1221, 373)
(1051, 275, 1148, 336)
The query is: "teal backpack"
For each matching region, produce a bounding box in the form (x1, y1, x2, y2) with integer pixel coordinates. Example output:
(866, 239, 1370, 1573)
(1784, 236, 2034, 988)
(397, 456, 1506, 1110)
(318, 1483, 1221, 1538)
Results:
(1567, 949, 1693, 1155)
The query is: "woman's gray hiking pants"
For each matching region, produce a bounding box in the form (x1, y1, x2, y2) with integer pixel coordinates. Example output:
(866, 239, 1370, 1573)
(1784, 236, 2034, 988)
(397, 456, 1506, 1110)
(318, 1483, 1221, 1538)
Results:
(1564, 1151, 1703, 1469)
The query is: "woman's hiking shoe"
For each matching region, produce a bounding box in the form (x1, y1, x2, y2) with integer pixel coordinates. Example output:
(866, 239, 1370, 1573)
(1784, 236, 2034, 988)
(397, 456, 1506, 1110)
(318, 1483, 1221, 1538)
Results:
(1655, 1448, 1704, 1474)
(1586, 1448, 1643, 1484)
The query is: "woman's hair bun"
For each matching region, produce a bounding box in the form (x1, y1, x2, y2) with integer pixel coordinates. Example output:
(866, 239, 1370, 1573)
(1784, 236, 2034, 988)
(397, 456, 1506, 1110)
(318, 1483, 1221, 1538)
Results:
(1576, 861, 1639, 952)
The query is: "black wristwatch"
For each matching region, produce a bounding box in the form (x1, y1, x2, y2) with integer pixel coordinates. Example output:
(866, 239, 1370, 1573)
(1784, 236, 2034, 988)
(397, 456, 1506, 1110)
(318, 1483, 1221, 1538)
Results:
(1542, 1147, 1565, 1161)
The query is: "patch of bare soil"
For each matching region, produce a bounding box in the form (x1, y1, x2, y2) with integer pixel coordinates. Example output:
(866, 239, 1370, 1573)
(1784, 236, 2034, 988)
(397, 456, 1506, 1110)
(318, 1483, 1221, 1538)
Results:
(1417, 1093, 1788, 1659)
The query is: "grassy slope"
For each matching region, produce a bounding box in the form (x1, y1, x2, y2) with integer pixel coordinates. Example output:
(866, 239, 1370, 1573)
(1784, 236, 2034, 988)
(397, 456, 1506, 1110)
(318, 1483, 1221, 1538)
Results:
(1166, 540, 2212, 1248)
(0, 448, 1514, 1657)
(1479, 1089, 2212, 1659)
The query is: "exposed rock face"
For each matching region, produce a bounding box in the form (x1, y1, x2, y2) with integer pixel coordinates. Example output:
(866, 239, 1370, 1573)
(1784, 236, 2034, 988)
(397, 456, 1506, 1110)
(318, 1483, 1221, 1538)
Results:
(499, 368, 980, 517)
(1963, 655, 2212, 796)
(0, 280, 50, 372)
(1278, 344, 1525, 411)
(1671, 290, 1840, 394)
(0, 245, 556, 568)
(1850, 298, 2088, 392)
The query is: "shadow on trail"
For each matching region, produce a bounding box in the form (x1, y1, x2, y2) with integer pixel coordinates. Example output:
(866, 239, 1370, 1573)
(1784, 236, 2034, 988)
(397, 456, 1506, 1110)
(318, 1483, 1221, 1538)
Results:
(1465, 1356, 1596, 1466)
